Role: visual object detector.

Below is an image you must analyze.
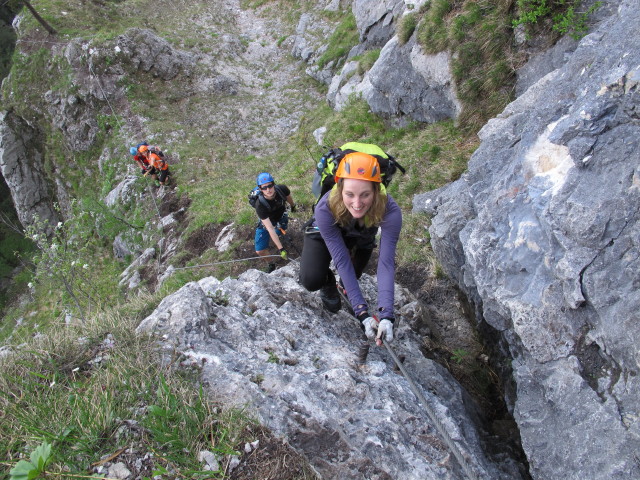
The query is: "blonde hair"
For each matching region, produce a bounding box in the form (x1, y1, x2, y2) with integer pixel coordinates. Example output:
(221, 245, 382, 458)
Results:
(328, 179, 387, 228)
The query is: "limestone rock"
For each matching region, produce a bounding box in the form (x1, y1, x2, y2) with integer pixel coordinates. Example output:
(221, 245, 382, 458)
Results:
(357, 36, 461, 122)
(113, 28, 195, 81)
(0, 110, 60, 231)
(413, 1, 640, 478)
(138, 264, 524, 479)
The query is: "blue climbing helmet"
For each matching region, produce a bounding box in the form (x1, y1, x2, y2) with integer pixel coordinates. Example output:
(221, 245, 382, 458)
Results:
(130, 147, 138, 155)
(256, 172, 274, 187)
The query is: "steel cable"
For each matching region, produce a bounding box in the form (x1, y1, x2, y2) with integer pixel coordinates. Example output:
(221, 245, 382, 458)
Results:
(383, 341, 482, 480)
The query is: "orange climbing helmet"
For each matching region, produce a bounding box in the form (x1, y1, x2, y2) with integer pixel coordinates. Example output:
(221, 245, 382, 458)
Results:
(138, 144, 149, 153)
(335, 152, 381, 183)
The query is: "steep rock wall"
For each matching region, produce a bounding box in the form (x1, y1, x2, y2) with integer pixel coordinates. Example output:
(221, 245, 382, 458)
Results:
(413, 1, 640, 478)
(0, 110, 59, 229)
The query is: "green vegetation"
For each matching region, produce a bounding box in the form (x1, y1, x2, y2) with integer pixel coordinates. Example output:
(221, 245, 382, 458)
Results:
(416, 0, 515, 131)
(451, 348, 470, 364)
(317, 12, 360, 69)
(9, 441, 51, 480)
(0, 304, 255, 479)
(397, 12, 418, 45)
(355, 48, 381, 76)
(512, 0, 602, 40)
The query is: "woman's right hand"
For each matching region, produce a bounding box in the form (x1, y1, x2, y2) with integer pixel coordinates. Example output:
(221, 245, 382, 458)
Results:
(360, 315, 379, 339)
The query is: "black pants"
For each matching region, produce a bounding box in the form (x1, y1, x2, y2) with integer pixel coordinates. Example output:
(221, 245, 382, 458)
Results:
(298, 231, 373, 291)
(158, 168, 170, 183)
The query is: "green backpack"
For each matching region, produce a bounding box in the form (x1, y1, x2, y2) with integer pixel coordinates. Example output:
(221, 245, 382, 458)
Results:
(311, 142, 405, 199)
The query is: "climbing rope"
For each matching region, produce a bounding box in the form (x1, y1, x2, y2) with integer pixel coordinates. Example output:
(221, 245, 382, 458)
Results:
(382, 341, 481, 480)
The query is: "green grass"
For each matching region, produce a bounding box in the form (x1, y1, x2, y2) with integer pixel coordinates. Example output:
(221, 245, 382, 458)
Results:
(317, 12, 360, 69)
(0, 302, 254, 478)
(416, 0, 516, 132)
(397, 12, 418, 45)
(354, 48, 381, 76)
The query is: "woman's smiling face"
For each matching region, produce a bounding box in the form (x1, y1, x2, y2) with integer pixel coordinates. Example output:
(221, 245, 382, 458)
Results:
(341, 178, 374, 219)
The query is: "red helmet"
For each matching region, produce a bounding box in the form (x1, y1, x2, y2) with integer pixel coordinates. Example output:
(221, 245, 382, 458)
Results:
(335, 152, 381, 183)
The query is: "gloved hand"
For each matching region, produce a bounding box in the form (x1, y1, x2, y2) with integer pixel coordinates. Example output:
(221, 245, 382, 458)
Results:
(290, 204, 297, 213)
(376, 319, 394, 343)
(358, 312, 379, 340)
(279, 248, 288, 260)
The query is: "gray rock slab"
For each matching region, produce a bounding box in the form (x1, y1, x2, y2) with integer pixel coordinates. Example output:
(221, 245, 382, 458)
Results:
(137, 263, 523, 479)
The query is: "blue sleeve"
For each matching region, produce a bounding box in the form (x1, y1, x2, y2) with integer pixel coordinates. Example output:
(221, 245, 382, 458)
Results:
(315, 193, 368, 313)
(376, 195, 402, 319)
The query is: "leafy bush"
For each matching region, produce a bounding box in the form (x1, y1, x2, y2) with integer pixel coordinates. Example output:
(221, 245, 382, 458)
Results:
(552, 2, 602, 39)
(512, 0, 602, 40)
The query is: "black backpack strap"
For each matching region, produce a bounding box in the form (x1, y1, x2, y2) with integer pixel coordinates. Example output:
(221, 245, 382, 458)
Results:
(387, 154, 406, 174)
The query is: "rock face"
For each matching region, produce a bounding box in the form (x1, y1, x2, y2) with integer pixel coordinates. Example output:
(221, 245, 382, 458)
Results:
(413, 1, 640, 478)
(294, 0, 460, 123)
(0, 110, 59, 230)
(112, 28, 195, 81)
(357, 36, 461, 122)
(138, 264, 524, 479)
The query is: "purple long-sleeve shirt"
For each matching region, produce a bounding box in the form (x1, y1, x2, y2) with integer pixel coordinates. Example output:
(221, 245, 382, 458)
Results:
(315, 191, 402, 318)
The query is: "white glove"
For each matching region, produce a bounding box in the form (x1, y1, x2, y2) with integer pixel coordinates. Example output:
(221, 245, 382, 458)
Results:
(361, 317, 379, 340)
(376, 319, 394, 343)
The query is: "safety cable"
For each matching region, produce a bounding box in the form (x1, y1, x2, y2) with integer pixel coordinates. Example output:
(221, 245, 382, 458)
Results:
(382, 341, 481, 480)
(88, 62, 123, 131)
(171, 254, 282, 272)
(146, 183, 163, 269)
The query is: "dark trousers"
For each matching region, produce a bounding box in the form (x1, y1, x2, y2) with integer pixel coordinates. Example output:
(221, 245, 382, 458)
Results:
(298, 231, 373, 292)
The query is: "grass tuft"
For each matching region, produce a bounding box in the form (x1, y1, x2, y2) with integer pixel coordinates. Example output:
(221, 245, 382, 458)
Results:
(317, 12, 360, 69)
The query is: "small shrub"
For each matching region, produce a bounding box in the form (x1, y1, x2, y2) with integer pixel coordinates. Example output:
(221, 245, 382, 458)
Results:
(552, 2, 602, 40)
(451, 348, 469, 364)
(512, 0, 602, 40)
